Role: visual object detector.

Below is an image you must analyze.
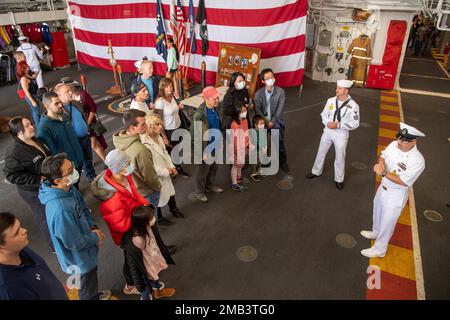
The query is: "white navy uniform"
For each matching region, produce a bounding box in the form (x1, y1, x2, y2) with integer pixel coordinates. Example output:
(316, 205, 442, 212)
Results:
(17, 41, 44, 88)
(311, 95, 360, 182)
(371, 140, 425, 254)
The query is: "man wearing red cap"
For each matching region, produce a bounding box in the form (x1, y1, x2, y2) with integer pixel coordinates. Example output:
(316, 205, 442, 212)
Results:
(190, 86, 224, 202)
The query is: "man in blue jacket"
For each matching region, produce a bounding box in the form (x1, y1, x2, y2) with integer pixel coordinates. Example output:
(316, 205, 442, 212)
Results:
(37, 92, 84, 188)
(0, 211, 68, 300)
(39, 153, 110, 300)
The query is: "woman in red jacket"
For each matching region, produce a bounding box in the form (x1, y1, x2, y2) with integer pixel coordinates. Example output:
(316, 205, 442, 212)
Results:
(91, 149, 148, 295)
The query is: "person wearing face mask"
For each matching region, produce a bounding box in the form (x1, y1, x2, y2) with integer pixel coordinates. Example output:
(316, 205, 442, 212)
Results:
(37, 92, 84, 189)
(3, 116, 53, 251)
(254, 68, 289, 172)
(229, 104, 252, 192)
(221, 72, 251, 130)
(38, 153, 111, 300)
(90, 149, 150, 296)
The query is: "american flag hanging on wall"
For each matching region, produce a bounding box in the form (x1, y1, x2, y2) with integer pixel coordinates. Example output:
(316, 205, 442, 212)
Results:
(67, 0, 307, 87)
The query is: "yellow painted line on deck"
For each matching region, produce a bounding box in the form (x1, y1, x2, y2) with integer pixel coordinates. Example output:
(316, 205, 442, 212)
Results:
(378, 128, 398, 139)
(369, 243, 416, 281)
(380, 96, 398, 103)
(380, 104, 400, 112)
(398, 205, 412, 226)
(380, 114, 401, 123)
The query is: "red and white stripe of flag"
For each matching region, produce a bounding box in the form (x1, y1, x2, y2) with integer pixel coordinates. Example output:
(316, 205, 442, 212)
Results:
(176, 2, 186, 56)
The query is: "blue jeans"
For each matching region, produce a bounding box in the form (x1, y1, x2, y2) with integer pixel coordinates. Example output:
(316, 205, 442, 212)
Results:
(271, 123, 287, 164)
(140, 279, 162, 300)
(144, 192, 161, 220)
(78, 134, 96, 182)
(24, 95, 40, 126)
(79, 267, 99, 300)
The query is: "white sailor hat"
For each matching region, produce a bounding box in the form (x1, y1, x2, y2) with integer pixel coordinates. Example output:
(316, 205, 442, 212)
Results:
(134, 60, 143, 70)
(398, 122, 425, 141)
(337, 79, 353, 88)
(18, 36, 27, 41)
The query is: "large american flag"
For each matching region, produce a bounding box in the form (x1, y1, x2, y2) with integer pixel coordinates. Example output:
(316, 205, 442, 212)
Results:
(68, 0, 306, 87)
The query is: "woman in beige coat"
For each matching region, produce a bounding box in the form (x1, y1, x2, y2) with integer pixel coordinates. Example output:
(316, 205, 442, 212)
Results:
(141, 114, 184, 219)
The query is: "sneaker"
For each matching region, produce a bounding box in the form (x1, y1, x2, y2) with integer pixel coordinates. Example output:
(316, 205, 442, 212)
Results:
(123, 285, 140, 295)
(205, 185, 223, 193)
(177, 167, 190, 178)
(99, 290, 112, 300)
(158, 217, 174, 226)
(166, 245, 177, 255)
(250, 174, 262, 182)
(170, 208, 185, 218)
(280, 162, 290, 172)
(152, 284, 176, 299)
(193, 192, 208, 202)
(231, 184, 246, 192)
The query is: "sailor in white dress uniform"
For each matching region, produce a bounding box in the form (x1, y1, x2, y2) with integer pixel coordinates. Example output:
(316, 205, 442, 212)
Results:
(361, 123, 425, 258)
(306, 79, 360, 190)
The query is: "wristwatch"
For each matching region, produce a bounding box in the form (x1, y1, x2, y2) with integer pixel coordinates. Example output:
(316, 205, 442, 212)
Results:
(382, 171, 387, 177)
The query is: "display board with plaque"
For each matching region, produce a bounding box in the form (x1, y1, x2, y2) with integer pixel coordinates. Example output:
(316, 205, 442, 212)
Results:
(215, 43, 261, 98)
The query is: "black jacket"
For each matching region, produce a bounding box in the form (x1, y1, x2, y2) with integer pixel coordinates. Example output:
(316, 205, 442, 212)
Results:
(3, 138, 51, 192)
(121, 225, 174, 292)
(221, 88, 250, 130)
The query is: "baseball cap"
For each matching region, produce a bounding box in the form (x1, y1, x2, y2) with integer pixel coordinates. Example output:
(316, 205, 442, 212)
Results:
(202, 86, 220, 99)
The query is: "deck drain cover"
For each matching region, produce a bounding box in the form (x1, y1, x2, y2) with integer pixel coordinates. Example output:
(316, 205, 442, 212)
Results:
(277, 179, 293, 190)
(424, 210, 443, 222)
(360, 122, 373, 128)
(351, 162, 368, 170)
(336, 233, 357, 248)
(237, 246, 258, 262)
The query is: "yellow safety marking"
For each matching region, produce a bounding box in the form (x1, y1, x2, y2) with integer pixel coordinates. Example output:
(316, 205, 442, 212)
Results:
(380, 104, 400, 112)
(380, 96, 398, 103)
(380, 114, 401, 123)
(398, 205, 412, 226)
(369, 243, 416, 281)
(378, 128, 398, 139)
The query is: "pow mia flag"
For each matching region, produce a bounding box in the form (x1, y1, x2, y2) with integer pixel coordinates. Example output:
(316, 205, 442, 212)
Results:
(196, 0, 208, 56)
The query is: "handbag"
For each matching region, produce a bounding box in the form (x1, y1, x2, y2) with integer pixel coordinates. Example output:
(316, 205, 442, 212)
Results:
(91, 113, 107, 136)
(17, 83, 25, 100)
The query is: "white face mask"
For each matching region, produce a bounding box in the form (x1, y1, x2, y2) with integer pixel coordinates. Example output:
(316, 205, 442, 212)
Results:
(236, 81, 246, 90)
(257, 124, 265, 129)
(123, 164, 135, 176)
(66, 170, 79, 186)
(265, 78, 275, 87)
(240, 111, 247, 119)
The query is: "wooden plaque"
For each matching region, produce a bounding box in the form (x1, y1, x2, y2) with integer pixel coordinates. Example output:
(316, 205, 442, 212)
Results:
(215, 43, 261, 99)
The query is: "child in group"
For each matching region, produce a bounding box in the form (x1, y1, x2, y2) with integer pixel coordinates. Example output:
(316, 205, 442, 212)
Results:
(229, 103, 252, 192)
(249, 114, 268, 182)
(121, 205, 176, 300)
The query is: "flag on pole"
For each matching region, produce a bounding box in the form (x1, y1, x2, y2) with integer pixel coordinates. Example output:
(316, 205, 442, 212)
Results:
(176, 0, 186, 56)
(156, 0, 167, 61)
(196, 0, 208, 56)
(188, 0, 196, 54)
(169, 0, 178, 42)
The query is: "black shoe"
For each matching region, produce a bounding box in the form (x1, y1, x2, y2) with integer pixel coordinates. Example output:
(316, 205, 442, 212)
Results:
(170, 208, 185, 218)
(177, 167, 190, 178)
(167, 245, 177, 255)
(306, 172, 320, 179)
(158, 217, 174, 226)
(280, 162, 290, 172)
(335, 182, 344, 190)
